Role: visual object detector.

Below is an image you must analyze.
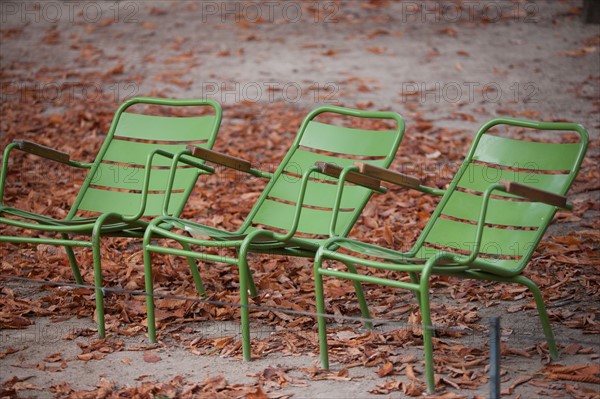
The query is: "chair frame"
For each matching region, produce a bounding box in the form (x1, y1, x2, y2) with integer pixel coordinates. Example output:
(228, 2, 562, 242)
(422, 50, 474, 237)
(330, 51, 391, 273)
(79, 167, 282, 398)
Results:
(142, 105, 406, 361)
(313, 117, 589, 392)
(0, 97, 222, 337)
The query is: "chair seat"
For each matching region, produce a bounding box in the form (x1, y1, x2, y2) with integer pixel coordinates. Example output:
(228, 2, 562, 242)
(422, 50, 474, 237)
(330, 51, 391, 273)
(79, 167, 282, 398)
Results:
(142, 104, 406, 362)
(0, 206, 145, 233)
(0, 97, 223, 340)
(153, 217, 325, 251)
(314, 117, 589, 393)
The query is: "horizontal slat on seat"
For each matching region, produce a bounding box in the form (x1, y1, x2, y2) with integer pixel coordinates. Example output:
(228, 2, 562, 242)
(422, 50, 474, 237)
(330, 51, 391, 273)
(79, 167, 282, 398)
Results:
(114, 112, 217, 141)
(267, 177, 369, 209)
(441, 191, 554, 227)
(424, 218, 539, 257)
(415, 245, 522, 270)
(251, 199, 356, 236)
(285, 149, 387, 181)
(473, 134, 581, 170)
(88, 164, 199, 191)
(102, 140, 190, 166)
(299, 121, 397, 156)
(78, 188, 186, 216)
(457, 164, 571, 197)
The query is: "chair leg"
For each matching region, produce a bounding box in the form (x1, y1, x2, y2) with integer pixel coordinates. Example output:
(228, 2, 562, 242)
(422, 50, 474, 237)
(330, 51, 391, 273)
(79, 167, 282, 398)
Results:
(62, 234, 83, 284)
(513, 275, 559, 360)
(419, 267, 436, 393)
(342, 261, 372, 329)
(246, 262, 258, 297)
(409, 272, 422, 308)
(180, 241, 206, 297)
(91, 235, 105, 338)
(236, 249, 257, 297)
(238, 256, 252, 361)
(143, 244, 157, 343)
(314, 258, 330, 370)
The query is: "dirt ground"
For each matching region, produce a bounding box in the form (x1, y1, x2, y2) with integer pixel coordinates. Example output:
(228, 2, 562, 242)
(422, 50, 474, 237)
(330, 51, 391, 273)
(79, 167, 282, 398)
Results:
(1, 1, 599, 398)
(2, 287, 600, 398)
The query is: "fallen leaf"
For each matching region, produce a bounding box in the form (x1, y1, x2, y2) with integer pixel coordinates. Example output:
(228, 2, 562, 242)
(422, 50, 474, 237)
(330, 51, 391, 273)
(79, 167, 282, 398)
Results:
(143, 351, 161, 363)
(77, 353, 106, 361)
(439, 27, 457, 37)
(246, 386, 268, 399)
(377, 361, 394, 377)
(561, 46, 597, 57)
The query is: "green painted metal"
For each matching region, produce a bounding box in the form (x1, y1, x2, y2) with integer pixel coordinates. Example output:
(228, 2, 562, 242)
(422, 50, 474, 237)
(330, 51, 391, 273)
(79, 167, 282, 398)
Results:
(0, 97, 222, 338)
(251, 199, 357, 235)
(457, 163, 572, 197)
(280, 148, 388, 178)
(314, 117, 588, 393)
(142, 105, 406, 362)
(89, 164, 198, 192)
(78, 189, 188, 216)
(424, 217, 539, 256)
(299, 121, 400, 156)
(267, 177, 368, 209)
(100, 140, 189, 166)
(441, 190, 552, 227)
(114, 112, 217, 141)
(473, 133, 581, 170)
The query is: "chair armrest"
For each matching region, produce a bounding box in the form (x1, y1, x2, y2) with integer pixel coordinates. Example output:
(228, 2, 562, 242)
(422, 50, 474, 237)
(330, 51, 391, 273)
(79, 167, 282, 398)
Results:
(315, 162, 383, 192)
(355, 162, 446, 196)
(13, 140, 70, 165)
(501, 180, 569, 209)
(355, 162, 421, 190)
(153, 149, 214, 174)
(186, 145, 252, 173)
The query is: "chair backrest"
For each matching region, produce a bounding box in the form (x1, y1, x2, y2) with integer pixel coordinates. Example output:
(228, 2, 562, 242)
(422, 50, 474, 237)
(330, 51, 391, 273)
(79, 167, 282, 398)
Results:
(414, 117, 588, 275)
(242, 105, 405, 238)
(69, 97, 221, 219)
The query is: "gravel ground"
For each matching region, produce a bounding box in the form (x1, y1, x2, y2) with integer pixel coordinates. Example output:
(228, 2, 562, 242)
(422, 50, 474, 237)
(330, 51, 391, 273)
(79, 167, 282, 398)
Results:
(1, 1, 599, 398)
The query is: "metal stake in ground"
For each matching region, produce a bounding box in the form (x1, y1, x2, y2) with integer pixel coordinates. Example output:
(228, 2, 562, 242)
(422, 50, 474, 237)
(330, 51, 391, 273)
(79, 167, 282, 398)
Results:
(490, 317, 501, 399)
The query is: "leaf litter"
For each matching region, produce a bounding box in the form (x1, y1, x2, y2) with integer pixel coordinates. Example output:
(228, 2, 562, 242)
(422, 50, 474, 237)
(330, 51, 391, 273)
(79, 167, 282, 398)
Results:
(1, 1, 599, 398)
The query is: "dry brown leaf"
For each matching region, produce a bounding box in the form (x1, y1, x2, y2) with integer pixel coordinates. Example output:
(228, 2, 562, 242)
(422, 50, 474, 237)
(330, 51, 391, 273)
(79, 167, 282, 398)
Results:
(367, 47, 386, 55)
(377, 361, 394, 377)
(201, 375, 227, 391)
(246, 386, 268, 399)
(109, 64, 124, 75)
(0, 348, 19, 359)
(142, 351, 161, 363)
(439, 27, 457, 37)
(543, 364, 600, 384)
(403, 380, 425, 396)
(383, 224, 394, 246)
(501, 375, 533, 395)
(77, 352, 106, 361)
(405, 364, 419, 382)
(43, 353, 63, 363)
(561, 46, 597, 57)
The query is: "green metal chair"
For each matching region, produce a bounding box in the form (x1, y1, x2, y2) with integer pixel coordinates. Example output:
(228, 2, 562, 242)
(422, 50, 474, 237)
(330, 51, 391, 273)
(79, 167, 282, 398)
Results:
(0, 97, 222, 337)
(142, 105, 405, 361)
(314, 117, 588, 393)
